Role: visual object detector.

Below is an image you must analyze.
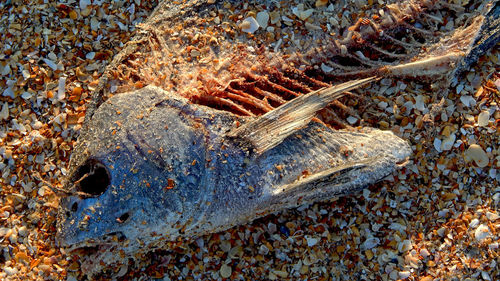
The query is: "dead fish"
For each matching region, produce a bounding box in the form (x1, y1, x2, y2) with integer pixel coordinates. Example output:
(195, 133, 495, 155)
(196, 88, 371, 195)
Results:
(54, 0, 498, 275)
(57, 78, 410, 269)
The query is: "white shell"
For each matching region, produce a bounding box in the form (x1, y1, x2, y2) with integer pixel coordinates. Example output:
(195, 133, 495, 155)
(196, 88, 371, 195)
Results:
(256, 11, 269, 29)
(241, 17, 260, 33)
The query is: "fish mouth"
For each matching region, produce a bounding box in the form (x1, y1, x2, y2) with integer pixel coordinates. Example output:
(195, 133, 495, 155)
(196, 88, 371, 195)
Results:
(63, 237, 129, 279)
(69, 245, 105, 257)
(63, 231, 126, 256)
(65, 241, 116, 258)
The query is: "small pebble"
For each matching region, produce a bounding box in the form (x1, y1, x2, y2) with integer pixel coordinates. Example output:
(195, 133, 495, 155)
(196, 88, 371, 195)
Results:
(86, 52, 96, 60)
(240, 17, 259, 33)
(280, 225, 290, 237)
(57, 76, 67, 101)
(18, 226, 28, 237)
(220, 240, 231, 252)
(21, 92, 32, 99)
(43, 58, 58, 71)
(459, 95, 476, 107)
(469, 218, 480, 229)
(9, 233, 17, 244)
(477, 111, 490, 127)
(438, 209, 449, 217)
(361, 237, 380, 250)
(481, 271, 491, 281)
(433, 138, 442, 152)
(220, 264, 232, 278)
(441, 133, 455, 151)
(465, 144, 489, 167)
(485, 211, 498, 221)
(256, 11, 269, 29)
(0, 102, 9, 120)
(259, 244, 269, 255)
(437, 227, 446, 237)
(346, 116, 358, 125)
(32, 120, 43, 130)
(320, 63, 333, 73)
(315, 0, 328, 7)
(474, 224, 491, 241)
(79, 0, 91, 10)
(399, 271, 411, 279)
(3, 87, 14, 98)
(420, 248, 430, 258)
(298, 9, 314, 21)
(4, 266, 17, 276)
(398, 240, 412, 253)
(305, 236, 319, 247)
(267, 222, 277, 234)
(414, 95, 425, 112)
(389, 269, 399, 280)
(116, 264, 128, 278)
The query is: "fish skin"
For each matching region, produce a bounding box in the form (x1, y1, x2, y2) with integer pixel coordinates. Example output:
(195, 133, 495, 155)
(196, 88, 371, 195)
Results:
(57, 85, 410, 254)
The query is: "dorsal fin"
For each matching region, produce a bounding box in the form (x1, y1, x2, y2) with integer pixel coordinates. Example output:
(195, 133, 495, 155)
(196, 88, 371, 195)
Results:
(226, 77, 377, 154)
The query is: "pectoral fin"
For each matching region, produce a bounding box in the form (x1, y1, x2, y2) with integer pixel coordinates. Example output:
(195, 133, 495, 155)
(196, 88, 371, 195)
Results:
(271, 158, 372, 198)
(226, 77, 377, 154)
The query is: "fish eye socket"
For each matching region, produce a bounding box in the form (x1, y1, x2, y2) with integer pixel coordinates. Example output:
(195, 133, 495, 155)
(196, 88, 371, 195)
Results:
(116, 212, 130, 223)
(72, 159, 111, 196)
(71, 202, 78, 212)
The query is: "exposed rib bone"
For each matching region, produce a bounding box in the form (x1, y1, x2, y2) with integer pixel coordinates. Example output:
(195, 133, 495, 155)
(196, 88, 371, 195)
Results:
(346, 52, 385, 67)
(244, 72, 300, 100)
(191, 94, 254, 116)
(225, 87, 274, 113)
(401, 21, 438, 35)
(252, 88, 286, 106)
(232, 81, 287, 105)
(422, 13, 444, 24)
(366, 43, 408, 59)
(325, 61, 365, 72)
(283, 67, 330, 88)
(382, 34, 423, 48)
(331, 100, 360, 119)
(266, 69, 313, 93)
(318, 108, 350, 128)
(387, 52, 465, 77)
(226, 77, 376, 154)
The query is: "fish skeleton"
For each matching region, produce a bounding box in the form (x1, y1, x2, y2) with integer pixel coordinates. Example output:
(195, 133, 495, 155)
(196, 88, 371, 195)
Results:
(54, 0, 499, 277)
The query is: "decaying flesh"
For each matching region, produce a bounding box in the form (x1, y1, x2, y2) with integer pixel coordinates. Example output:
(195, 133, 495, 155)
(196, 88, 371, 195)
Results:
(84, 0, 499, 128)
(54, 0, 499, 277)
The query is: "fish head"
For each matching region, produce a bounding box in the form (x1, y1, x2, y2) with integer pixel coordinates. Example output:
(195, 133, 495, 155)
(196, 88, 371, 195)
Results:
(57, 86, 210, 254)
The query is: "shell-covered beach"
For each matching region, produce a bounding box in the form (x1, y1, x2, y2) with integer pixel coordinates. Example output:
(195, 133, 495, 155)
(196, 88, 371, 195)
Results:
(0, 0, 498, 280)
